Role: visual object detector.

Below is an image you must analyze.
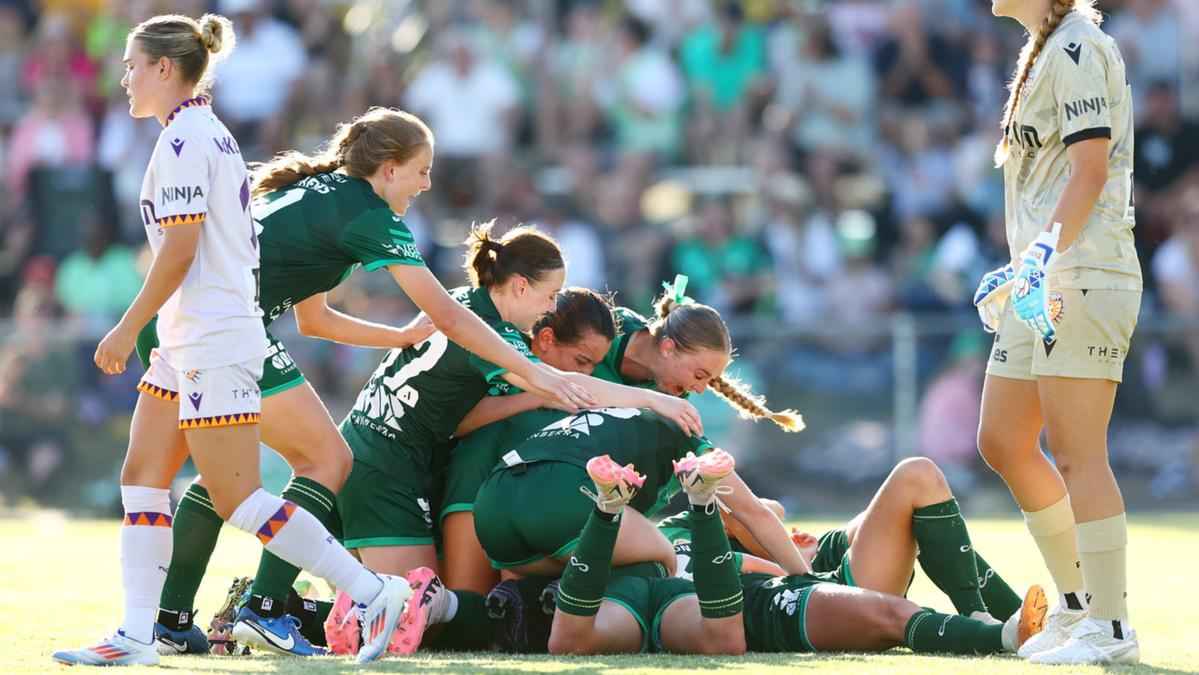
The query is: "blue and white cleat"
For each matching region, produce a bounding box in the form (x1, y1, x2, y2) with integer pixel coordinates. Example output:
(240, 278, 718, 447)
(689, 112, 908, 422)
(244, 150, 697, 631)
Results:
(230, 607, 326, 656)
(356, 574, 412, 664)
(154, 621, 210, 655)
(52, 630, 160, 666)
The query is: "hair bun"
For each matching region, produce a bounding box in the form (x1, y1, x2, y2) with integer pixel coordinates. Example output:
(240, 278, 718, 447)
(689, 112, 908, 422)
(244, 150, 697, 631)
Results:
(198, 14, 232, 55)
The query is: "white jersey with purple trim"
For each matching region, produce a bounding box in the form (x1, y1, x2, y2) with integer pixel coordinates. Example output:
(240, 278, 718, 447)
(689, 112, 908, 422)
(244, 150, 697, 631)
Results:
(138, 97, 266, 369)
(1002, 11, 1141, 291)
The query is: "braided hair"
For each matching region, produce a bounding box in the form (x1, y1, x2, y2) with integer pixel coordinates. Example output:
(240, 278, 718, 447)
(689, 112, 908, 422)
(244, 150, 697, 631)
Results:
(650, 291, 804, 433)
(251, 107, 432, 197)
(994, 0, 1103, 166)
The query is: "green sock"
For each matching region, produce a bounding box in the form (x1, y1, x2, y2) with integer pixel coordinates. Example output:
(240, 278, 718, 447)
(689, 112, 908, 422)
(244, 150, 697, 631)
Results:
(688, 504, 744, 619)
(422, 590, 492, 651)
(974, 552, 1022, 621)
(912, 499, 987, 616)
(159, 483, 223, 625)
(903, 608, 1005, 655)
(556, 508, 619, 617)
(248, 476, 337, 615)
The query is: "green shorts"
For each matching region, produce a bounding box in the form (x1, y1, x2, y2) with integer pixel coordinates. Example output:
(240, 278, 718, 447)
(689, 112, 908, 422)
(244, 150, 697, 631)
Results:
(337, 432, 434, 549)
(741, 572, 840, 653)
(439, 423, 506, 523)
(473, 461, 593, 569)
(811, 527, 855, 586)
(136, 317, 304, 398)
(602, 576, 697, 653)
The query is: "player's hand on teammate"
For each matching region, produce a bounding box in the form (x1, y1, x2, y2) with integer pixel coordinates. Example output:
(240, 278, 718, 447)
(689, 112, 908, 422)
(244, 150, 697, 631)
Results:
(1012, 224, 1062, 343)
(525, 364, 595, 413)
(648, 393, 704, 438)
(973, 263, 1016, 333)
(397, 313, 437, 348)
(94, 322, 137, 375)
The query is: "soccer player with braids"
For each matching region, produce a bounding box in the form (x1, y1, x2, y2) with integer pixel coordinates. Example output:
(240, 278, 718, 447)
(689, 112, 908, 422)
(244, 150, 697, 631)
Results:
(53, 14, 413, 666)
(972, 0, 1141, 664)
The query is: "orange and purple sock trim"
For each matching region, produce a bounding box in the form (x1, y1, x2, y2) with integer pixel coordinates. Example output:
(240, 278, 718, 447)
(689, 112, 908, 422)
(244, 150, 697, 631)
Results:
(124, 511, 173, 527)
(137, 381, 179, 402)
(256, 501, 297, 545)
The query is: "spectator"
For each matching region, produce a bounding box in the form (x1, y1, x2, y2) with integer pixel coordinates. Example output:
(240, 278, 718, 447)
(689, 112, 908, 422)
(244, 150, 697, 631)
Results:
(0, 4, 29, 125)
(879, 115, 955, 223)
(872, 1, 966, 110)
(537, 195, 605, 291)
(406, 30, 520, 211)
(538, 0, 606, 153)
(1134, 80, 1199, 271)
(5, 76, 93, 202)
(0, 279, 75, 500)
(53, 216, 142, 332)
(20, 14, 98, 108)
(772, 14, 876, 159)
(668, 196, 772, 317)
(1110, 0, 1182, 112)
(821, 210, 894, 354)
(680, 3, 768, 163)
(594, 16, 685, 162)
(1152, 188, 1199, 367)
(212, 0, 306, 156)
(761, 172, 842, 328)
(917, 332, 987, 482)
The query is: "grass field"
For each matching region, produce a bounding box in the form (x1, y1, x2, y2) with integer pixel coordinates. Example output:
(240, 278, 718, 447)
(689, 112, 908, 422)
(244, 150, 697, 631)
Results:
(3, 512, 1196, 674)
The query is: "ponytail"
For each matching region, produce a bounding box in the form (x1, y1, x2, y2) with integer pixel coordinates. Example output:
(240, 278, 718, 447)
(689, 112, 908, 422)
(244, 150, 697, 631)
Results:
(463, 220, 564, 289)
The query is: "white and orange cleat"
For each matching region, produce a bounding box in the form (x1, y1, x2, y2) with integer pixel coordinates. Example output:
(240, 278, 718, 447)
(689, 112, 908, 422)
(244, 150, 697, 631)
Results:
(355, 574, 412, 664)
(584, 454, 645, 514)
(673, 449, 736, 507)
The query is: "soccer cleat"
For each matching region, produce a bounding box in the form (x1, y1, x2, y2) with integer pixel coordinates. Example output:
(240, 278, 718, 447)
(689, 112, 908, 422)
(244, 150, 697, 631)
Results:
(356, 574, 412, 664)
(52, 630, 160, 666)
(673, 449, 736, 507)
(207, 576, 253, 656)
(323, 589, 361, 656)
(154, 621, 210, 655)
(1029, 617, 1140, 665)
(388, 567, 445, 655)
(486, 577, 554, 654)
(230, 607, 326, 656)
(1015, 585, 1049, 649)
(1016, 601, 1087, 658)
(583, 454, 645, 513)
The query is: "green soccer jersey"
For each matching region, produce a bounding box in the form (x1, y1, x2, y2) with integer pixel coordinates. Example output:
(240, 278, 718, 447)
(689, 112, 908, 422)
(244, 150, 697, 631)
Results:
(507, 407, 711, 517)
(590, 307, 656, 389)
(344, 286, 533, 470)
(253, 172, 425, 325)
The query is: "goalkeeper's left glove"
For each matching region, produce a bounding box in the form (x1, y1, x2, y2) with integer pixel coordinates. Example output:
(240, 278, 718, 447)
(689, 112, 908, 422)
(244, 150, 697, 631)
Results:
(1012, 223, 1063, 343)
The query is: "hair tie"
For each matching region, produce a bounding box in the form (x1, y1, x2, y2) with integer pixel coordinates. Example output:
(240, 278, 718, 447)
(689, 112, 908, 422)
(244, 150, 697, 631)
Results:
(661, 274, 694, 307)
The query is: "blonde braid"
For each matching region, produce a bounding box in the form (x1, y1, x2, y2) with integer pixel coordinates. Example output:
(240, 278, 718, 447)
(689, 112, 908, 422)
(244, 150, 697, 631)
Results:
(710, 374, 805, 433)
(994, 0, 1074, 166)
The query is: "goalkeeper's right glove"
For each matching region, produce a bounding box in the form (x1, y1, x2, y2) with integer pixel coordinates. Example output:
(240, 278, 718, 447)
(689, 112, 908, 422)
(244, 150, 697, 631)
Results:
(973, 263, 1016, 333)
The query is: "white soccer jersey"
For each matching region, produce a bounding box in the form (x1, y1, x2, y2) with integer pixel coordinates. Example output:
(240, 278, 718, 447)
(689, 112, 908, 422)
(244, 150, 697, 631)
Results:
(138, 97, 265, 369)
(1002, 11, 1142, 291)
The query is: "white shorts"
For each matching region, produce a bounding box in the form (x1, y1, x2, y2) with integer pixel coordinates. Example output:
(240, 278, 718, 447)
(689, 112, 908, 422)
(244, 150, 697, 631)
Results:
(138, 349, 264, 429)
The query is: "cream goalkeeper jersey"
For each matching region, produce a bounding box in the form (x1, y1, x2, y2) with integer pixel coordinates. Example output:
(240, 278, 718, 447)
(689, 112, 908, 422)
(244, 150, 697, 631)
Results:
(138, 96, 265, 368)
(1001, 11, 1142, 291)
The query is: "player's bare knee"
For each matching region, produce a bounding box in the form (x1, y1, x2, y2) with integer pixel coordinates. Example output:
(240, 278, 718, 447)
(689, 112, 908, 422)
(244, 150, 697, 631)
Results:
(893, 457, 948, 497)
(869, 595, 919, 644)
(700, 623, 746, 655)
(547, 626, 594, 655)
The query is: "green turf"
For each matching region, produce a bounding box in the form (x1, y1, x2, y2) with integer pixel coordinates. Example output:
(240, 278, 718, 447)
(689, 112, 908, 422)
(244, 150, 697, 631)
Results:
(3, 512, 1196, 673)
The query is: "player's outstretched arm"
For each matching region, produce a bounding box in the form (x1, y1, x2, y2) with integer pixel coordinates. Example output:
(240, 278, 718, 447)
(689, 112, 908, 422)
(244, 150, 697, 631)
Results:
(95, 222, 200, 375)
(388, 263, 594, 411)
(720, 469, 811, 575)
(292, 291, 435, 348)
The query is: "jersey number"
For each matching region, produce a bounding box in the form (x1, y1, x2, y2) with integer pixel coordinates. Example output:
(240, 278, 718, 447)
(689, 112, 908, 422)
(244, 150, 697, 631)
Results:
(356, 333, 448, 434)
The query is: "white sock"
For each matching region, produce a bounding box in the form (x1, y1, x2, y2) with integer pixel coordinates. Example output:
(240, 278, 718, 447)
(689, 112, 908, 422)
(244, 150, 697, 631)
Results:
(430, 588, 459, 625)
(119, 485, 172, 644)
(227, 489, 383, 604)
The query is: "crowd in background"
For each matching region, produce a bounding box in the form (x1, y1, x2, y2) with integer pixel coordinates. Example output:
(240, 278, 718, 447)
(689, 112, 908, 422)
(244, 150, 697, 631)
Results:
(1, 0, 1197, 509)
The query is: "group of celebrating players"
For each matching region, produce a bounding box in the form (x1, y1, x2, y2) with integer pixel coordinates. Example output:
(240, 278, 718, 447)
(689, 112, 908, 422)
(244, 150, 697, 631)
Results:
(53, 0, 1143, 667)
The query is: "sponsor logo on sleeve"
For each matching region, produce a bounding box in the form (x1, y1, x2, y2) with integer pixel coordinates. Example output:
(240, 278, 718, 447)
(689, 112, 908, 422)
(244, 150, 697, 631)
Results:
(213, 136, 241, 155)
(1064, 97, 1108, 121)
(161, 185, 205, 204)
(1064, 42, 1082, 65)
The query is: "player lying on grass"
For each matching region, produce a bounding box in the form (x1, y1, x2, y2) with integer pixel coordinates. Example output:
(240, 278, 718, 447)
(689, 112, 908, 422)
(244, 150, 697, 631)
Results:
(440, 279, 803, 598)
(539, 451, 1047, 656)
(664, 456, 1030, 625)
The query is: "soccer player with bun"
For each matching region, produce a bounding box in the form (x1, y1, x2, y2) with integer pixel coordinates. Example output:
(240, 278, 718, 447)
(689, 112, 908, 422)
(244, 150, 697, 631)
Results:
(972, 0, 1141, 664)
(52, 14, 409, 666)
(145, 104, 594, 656)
